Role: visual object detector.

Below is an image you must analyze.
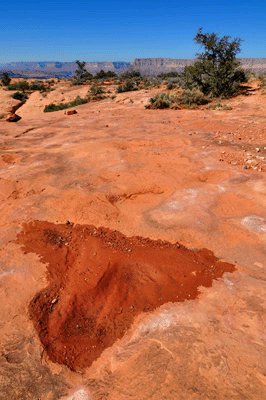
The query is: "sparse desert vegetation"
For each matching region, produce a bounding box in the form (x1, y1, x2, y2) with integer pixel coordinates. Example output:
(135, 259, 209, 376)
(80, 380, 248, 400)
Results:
(43, 95, 88, 112)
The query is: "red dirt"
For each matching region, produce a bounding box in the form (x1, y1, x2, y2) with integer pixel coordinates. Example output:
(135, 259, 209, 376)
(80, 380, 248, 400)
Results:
(17, 220, 235, 372)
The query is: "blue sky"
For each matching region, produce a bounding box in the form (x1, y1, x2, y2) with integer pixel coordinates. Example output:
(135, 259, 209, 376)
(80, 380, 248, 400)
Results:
(0, 0, 265, 62)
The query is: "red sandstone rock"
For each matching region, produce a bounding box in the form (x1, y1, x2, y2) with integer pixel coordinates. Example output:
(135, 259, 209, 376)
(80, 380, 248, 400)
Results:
(6, 113, 21, 122)
(0, 80, 266, 399)
(65, 109, 77, 115)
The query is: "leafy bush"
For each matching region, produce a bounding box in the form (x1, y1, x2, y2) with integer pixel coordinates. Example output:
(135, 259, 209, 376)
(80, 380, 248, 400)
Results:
(177, 88, 209, 108)
(120, 70, 142, 80)
(8, 80, 29, 92)
(145, 92, 179, 109)
(207, 102, 232, 110)
(116, 80, 136, 93)
(29, 81, 44, 91)
(259, 75, 266, 89)
(11, 91, 28, 102)
(88, 84, 107, 100)
(157, 72, 179, 79)
(1, 72, 11, 86)
(94, 70, 117, 80)
(43, 96, 88, 112)
(166, 83, 177, 90)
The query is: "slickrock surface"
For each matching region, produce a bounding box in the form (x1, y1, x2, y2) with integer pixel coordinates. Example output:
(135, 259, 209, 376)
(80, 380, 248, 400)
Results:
(1, 81, 266, 399)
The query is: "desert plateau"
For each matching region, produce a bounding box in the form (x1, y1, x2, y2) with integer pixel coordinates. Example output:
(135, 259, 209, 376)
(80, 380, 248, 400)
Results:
(1, 73, 266, 400)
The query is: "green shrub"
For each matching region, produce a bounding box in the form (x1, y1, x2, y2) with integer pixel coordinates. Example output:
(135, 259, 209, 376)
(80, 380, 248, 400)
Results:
(120, 70, 142, 80)
(88, 84, 107, 100)
(166, 83, 177, 90)
(94, 70, 117, 80)
(145, 92, 179, 109)
(44, 96, 88, 112)
(11, 91, 28, 102)
(157, 72, 179, 79)
(29, 81, 44, 91)
(178, 88, 208, 108)
(1, 72, 11, 86)
(8, 80, 29, 92)
(259, 75, 266, 89)
(207, 102, 232, 110)
(116, 80, 136, 93)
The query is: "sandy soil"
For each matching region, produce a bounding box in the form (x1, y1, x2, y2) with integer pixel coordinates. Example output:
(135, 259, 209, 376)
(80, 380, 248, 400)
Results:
(1, 81, 266, 399)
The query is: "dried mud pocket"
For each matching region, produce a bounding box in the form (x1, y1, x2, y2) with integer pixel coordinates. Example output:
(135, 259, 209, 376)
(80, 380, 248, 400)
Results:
(16, 221, 235, 372)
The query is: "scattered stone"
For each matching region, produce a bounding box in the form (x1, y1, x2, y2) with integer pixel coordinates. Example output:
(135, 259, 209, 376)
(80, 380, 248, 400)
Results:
(243, 165, 248, 169)
(65, 110, 77, 115)
(256, 148, 260, 152)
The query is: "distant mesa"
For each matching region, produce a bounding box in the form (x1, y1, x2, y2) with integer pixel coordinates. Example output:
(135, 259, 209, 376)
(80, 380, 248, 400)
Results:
(0, 61, 130, 79)
(0, 58, 266, 79)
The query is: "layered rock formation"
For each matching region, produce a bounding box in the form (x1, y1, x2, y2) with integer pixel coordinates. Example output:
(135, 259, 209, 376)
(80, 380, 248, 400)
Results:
(0, 61, 131, 79)
(130, 57, 266, 75)
(1, 58, 266, 79)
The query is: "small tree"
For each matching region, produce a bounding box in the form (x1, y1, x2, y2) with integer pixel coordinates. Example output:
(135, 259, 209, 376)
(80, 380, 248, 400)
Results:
(1, 72, 11, 86)
(183, 28, 245, 97)
(73, 60, 92, 85)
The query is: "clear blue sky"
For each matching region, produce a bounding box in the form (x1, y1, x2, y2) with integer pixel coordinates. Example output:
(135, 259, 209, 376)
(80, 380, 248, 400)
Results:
(1, 0, 265, 62)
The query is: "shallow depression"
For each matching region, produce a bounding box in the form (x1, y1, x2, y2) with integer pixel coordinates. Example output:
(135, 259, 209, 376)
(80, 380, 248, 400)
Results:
(16, 221, 236, 371)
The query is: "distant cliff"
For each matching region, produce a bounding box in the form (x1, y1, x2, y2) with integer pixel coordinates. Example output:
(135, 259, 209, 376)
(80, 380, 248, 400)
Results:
(129, 58, 195, 75)
(130, 58, 266, 76)
(0, 61, 131, 79)
(0, 58, 265, 79)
